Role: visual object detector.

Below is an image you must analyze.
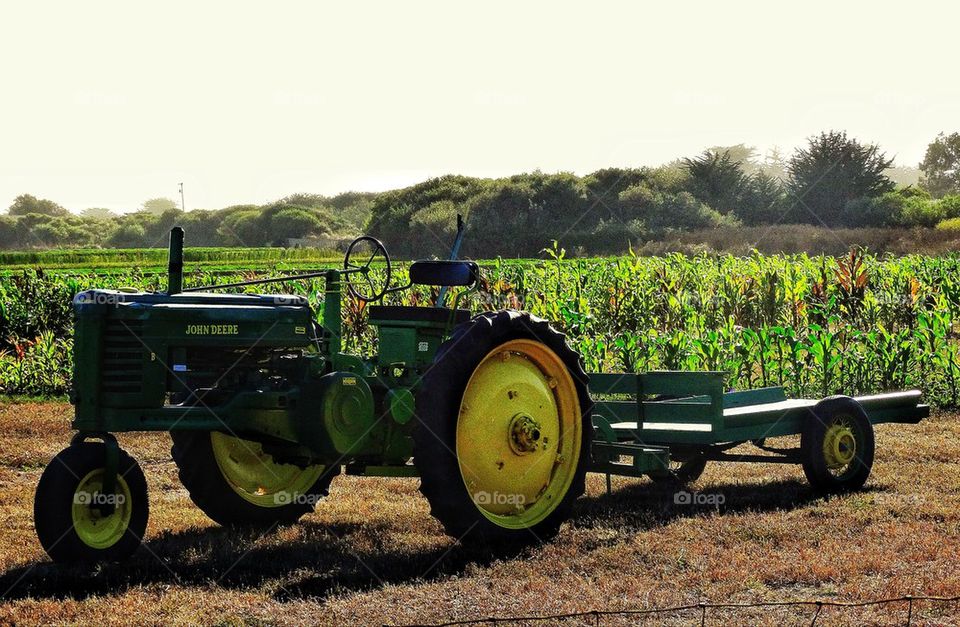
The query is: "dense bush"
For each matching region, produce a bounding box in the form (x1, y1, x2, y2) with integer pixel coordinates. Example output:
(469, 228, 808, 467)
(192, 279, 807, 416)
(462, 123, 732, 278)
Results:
(940, 195, 960, 218)
(896, 196, 946, 228)
(618, 186, 735, 232)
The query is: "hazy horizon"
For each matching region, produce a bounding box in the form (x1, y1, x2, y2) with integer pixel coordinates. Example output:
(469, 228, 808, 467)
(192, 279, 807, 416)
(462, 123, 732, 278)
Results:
(2, 0, 957, 214)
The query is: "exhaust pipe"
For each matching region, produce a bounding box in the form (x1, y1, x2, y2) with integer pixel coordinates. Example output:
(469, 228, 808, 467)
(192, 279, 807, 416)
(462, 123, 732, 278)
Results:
(167, 227, 184, 295)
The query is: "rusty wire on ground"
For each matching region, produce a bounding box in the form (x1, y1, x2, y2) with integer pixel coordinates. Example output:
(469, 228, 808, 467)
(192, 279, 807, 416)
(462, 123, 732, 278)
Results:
(390, 594, 960, 626)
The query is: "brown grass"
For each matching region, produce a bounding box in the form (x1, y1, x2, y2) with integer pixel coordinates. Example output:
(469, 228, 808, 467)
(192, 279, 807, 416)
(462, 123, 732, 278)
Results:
(0, 400, 958, 626)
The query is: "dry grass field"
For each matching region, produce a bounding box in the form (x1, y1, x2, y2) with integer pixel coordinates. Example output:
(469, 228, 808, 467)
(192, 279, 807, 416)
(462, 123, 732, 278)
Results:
(1, 400, 958, 626)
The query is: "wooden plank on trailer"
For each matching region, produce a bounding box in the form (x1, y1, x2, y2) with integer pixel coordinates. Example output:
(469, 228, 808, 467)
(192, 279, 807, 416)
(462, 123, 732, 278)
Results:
(863, 404, 929, 425)
(588, 373, 639, 396)
(723, 387, 788, 409)
(639, 371, 725, 397)
(854, 390, 922, 411)
(594, 401, 639, 424)
(642, 422, 713, 432)
(713, 417, 805, 443)
(642, 402, 718, 424)
(724, 398, 816, 417)
(721, 398, 814, 431)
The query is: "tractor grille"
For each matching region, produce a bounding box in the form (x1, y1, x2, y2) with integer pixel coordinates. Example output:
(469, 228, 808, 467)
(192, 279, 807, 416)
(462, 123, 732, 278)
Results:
(101, 319, 145, 394)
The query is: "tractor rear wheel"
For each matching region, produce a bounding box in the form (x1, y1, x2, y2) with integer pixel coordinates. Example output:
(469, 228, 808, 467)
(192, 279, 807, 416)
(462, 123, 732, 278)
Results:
(171, 431, 338, 528)
(801, 396, 875, 493)
(34, 441, 148, 563)
(414, 310, 593, 545)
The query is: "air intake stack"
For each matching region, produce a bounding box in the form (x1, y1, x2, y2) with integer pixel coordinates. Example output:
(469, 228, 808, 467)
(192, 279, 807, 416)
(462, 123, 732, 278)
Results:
(167, 226, 184, 295)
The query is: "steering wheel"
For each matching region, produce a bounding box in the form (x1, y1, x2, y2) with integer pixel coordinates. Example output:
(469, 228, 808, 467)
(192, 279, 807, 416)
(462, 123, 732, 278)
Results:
(343, 236, 392, 302)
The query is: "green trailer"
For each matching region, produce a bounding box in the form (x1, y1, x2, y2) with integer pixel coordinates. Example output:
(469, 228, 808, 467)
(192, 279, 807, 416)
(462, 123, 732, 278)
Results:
(32, 227, 929, 563)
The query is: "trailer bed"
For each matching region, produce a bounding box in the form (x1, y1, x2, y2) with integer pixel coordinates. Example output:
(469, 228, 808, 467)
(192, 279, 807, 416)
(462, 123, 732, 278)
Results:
(589, 372, 929, 447)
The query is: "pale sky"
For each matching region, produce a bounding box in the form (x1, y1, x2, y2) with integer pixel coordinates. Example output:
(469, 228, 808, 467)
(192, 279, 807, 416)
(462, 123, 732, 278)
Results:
(1, 1, 957, 213)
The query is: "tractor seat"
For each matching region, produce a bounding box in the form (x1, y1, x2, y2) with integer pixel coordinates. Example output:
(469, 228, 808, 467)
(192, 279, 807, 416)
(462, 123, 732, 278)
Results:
(368, 305, 471, 326)
(409, 260, 479, 287)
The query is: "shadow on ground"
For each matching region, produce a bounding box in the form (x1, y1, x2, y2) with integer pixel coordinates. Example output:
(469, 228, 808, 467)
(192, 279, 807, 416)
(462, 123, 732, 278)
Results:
(573, 476, 840, 529)
(0, 477, 866, 604)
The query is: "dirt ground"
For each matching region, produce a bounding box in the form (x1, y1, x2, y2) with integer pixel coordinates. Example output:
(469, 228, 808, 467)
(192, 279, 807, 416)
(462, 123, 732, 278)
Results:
(0, 400, 958, 626)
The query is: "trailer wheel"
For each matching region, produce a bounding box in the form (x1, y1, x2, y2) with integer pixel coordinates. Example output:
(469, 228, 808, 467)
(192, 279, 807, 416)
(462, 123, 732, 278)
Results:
(650, 455, 708, 486)
(414, 310, 593, 545)
(171, 431, 337, 527)
(801, 396, 875, 493)
(34, 442, 148, 563)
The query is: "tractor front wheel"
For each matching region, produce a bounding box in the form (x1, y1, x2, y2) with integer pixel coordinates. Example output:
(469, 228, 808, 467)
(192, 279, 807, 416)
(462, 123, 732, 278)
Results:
(34, 441, 149, 563)
(171, 431, 337, 528)
(414, 311, 593, 545)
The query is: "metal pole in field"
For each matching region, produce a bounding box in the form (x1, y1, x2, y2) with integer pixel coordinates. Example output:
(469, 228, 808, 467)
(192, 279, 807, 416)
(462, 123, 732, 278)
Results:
(179, 182, 185, 211)
(436, 214, 465, 308)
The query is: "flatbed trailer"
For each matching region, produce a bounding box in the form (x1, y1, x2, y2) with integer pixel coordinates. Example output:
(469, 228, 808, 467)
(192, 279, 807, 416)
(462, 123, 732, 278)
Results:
(589, 371, 928, 489)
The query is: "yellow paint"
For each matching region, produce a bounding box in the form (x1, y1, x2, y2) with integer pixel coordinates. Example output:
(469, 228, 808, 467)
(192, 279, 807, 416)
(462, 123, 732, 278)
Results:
(210, 432, 326, 507)
(185, 324, 239, 335)
(456, 339, 581, 529)
(823, 417, 857, 470)
(72, 469, 133, 549)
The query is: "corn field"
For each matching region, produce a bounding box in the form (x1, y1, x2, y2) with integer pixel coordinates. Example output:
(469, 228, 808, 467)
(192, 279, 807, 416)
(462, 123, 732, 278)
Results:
(2, 248, 959, 407)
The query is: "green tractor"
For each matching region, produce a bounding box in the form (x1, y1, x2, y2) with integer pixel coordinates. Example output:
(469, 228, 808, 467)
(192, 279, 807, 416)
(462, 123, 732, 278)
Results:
(34, 226, 928, 563)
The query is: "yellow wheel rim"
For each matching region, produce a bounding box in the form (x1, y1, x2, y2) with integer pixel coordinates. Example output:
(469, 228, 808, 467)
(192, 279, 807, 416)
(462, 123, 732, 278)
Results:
(823, 417, 857, 471)
(456, 339, 582, 530)
(210, 432, 327, 508)
(71, 470, 133, 549)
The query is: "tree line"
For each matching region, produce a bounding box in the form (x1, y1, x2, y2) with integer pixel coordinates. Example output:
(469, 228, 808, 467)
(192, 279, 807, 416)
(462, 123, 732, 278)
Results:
(0, 193, 373, 251)
(367, 131, 960, 256)
(2, 131, 959, 256)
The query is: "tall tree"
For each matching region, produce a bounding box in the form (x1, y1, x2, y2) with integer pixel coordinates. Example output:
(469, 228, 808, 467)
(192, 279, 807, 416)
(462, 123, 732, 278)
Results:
(705, 144, 762, 175)
(761, 147, 789, 180)
(81, 207, 117, 219)
(141, 197, 179, 215)
(7, 194, 70, 217)
(683, 150, 748, 215)
(787, 131, 894, 226)
(737, 172, 787, 225)
(919, 132, 960, 198)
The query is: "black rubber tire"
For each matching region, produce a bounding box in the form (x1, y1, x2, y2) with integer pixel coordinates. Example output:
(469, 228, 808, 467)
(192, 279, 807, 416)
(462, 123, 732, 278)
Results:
(801, 395, 875, 493)
(649, 455, 708, 486)
(170, 431, 338, 528)
(34, 442, 148, 563)
(413, 310, 593, 545)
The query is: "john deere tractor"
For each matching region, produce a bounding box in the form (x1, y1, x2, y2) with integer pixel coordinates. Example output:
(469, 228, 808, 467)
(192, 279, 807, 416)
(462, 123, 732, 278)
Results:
(34, 226, 928, 563)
